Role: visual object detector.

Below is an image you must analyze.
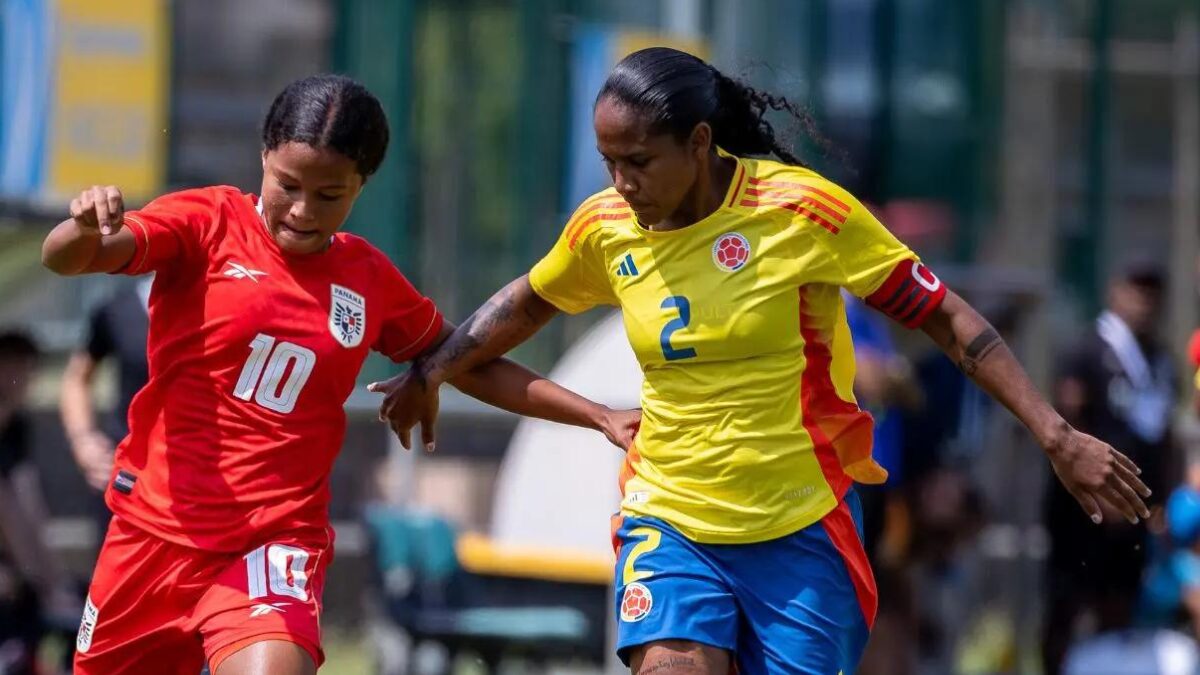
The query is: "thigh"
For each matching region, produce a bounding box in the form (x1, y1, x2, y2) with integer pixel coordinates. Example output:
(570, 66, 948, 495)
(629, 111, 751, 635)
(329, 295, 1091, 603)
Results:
(628, 639, 730, 675)
(725, 493, 876, 675)
(214, 639, 316, 675)
(613, 516, 738, 667)
(200, 529, 332, 672)
(74, 517, 207, 675)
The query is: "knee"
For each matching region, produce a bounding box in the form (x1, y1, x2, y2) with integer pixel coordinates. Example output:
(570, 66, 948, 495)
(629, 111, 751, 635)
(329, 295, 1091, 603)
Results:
(630, 640, 729, 675)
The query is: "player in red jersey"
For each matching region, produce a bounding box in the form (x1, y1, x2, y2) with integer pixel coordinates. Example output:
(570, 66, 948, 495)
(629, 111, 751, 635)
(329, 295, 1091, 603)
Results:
(42, 75, 640, 675)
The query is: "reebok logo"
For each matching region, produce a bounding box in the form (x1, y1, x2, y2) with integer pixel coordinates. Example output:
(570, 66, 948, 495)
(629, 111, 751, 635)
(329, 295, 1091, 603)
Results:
(223, 261, 268, 282)
(249, 602, 289, 618)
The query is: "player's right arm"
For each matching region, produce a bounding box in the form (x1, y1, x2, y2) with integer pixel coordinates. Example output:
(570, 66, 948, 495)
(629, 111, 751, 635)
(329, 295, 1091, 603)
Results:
(42, 185, 136, 275)
(415, 194, 618, 387)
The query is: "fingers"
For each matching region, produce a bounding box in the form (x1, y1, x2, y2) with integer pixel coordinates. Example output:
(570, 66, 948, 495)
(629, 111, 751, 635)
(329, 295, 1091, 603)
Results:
(76, 190, 98, 230)
(1110, 448, 1142, 476)
(1113, 460, 1152, 499)
(420, 404, 438, 453)
(1106, 472, 1151, 520)
(1073, 489, 1104, 524)
(1099, 485, 1141, 524)
(105, 185, 123, 231)
(92, 187, 111, 235)
(70, 186, 122, 234)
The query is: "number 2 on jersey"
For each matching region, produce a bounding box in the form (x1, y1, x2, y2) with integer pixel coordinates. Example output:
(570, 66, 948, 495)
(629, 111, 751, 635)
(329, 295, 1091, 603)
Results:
(234, 333, 316, 414)
(659, 296, 697, 361)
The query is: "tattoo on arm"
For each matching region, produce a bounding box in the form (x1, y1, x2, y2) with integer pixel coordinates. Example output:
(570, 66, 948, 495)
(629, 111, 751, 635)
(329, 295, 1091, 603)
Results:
(418, 280, 548, 384)
(639, 656, 697, 674)
(959, 327, 1002, 376)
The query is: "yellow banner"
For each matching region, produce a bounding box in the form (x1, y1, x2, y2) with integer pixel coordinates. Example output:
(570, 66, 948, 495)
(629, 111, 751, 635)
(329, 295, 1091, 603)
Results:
(47, 0, 168, 202)
(612, 31, 709, 62)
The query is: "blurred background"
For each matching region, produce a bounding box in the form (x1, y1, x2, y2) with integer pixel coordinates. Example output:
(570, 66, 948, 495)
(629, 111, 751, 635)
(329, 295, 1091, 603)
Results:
(0, 0, 1197, 673)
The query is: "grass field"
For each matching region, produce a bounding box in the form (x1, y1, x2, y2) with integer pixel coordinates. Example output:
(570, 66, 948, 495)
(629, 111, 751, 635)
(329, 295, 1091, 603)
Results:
(322, 631, 373, 674)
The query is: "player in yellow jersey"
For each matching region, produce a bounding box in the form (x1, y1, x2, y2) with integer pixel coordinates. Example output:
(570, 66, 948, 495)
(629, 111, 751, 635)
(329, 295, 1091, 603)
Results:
(371, 48, 1152, 674)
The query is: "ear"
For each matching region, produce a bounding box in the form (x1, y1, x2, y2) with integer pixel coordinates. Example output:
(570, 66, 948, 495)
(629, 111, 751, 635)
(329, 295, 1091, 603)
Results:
(261, 149, 269, 170)
(690, 122, 713, 159)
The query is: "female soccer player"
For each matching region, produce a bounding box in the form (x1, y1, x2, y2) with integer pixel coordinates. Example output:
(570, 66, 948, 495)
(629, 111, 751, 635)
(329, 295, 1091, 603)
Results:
(372, 48, 1153, 674)
(41, 75, 639, 675)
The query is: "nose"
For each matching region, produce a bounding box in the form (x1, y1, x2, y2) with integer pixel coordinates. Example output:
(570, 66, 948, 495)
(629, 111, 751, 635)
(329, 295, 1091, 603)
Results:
(612, 168, 638, 198)
(289, 198, 314, 222)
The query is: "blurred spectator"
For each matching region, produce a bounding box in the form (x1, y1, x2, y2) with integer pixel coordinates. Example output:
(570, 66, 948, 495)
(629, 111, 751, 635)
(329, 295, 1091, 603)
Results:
(1058, 487, 1200, 675)
(895, 297, 1010, 673)
(59, 278, 150, 543)
(0, 330, 80, 675)
(1043, 261, 1180, 675)
(1138, 487, 1200, 637)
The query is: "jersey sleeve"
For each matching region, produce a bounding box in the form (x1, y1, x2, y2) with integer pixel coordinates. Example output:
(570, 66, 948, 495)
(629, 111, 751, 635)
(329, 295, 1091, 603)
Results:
(116, 188, 221, 276)
(528, 200, 619, 314)
(372, 257, 444, 363)
(803, 185, 946, 329)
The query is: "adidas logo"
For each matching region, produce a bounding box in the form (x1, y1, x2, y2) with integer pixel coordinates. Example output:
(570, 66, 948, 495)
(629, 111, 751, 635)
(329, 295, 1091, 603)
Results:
(616, 253, 639, 277)
(223, 261, 268, 282)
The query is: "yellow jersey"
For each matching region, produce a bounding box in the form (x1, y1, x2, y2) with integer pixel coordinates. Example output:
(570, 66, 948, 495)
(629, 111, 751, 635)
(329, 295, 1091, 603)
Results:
(529, 150, 945, 544)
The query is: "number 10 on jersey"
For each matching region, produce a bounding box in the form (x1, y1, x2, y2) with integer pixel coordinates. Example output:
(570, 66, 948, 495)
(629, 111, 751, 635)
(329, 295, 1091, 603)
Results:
(234, 333, 316, 414)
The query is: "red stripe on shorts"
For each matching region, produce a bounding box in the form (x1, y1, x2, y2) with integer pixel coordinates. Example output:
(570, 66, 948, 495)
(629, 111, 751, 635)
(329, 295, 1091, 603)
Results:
(819, 499, 878, 630)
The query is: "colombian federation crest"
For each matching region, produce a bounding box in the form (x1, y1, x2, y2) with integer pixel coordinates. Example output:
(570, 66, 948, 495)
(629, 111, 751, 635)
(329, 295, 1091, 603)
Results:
(712, 232, 751, 272)
(329, 284, 366, 348)
(620, 582, 653, 622)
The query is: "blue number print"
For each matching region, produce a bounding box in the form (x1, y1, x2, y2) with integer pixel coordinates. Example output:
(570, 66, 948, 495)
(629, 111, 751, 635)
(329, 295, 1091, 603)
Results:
(659, 296, 698, 361)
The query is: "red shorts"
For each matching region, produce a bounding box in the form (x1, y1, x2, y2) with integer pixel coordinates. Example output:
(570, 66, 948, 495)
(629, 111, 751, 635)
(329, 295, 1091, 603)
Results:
(74, 515, 333, 674)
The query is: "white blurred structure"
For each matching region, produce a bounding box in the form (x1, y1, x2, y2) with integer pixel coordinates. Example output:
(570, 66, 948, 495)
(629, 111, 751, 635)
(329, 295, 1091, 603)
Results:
(489, 311, 641, 557)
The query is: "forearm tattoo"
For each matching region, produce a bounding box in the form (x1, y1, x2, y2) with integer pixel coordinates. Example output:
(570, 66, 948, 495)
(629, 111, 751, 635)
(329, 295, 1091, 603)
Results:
(419, 281, 546, 383)
(959, 327, 1003, 376)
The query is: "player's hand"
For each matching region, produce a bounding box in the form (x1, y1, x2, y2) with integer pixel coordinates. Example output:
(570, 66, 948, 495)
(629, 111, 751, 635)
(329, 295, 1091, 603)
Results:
(1046, 426, 1152, 524)
(598, 408, 641, 452)
(368, 368, 439, 452)
(69, 185, 125, 236)
(70, 429, 115, 491)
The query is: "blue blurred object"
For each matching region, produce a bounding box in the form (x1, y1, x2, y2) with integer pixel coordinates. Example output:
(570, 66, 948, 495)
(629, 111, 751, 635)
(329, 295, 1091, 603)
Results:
(1167, 487, 1200, 547)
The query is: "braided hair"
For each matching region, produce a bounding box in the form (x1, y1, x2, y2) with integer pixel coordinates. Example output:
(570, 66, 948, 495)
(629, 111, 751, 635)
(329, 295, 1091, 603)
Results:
(262, 74, 390, 180)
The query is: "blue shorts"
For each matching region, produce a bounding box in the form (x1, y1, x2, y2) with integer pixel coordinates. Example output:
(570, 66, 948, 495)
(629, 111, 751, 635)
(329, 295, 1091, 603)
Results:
(612, 490, 877, 674)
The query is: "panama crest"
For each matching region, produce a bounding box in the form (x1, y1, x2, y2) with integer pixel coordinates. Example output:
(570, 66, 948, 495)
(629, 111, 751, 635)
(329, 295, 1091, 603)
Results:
(329, 284, 366, 348)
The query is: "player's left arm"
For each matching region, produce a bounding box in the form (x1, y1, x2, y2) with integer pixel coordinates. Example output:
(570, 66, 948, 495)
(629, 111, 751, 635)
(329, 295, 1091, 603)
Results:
(438, 321, 640, 449)
(372, 319, 640, 453)
(919, 289, 1152, 525)
(369, 277, 639, 453)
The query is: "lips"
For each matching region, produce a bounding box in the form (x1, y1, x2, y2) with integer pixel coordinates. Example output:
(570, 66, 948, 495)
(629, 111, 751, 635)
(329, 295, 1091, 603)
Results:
(279, 222, 319, 238)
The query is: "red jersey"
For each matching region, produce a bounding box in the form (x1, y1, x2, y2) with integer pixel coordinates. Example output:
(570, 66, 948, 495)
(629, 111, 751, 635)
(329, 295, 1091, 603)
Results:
(109, 186, 442, 552)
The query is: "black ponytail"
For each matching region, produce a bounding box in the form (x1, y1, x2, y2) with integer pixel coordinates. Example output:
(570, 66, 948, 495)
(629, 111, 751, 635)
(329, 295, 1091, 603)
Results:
(597, 47, 831, 168)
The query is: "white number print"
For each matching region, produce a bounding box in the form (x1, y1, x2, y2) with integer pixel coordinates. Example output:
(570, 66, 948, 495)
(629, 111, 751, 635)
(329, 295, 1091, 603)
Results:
(244, 543, 311, 601)
(233, 333, 316, 414)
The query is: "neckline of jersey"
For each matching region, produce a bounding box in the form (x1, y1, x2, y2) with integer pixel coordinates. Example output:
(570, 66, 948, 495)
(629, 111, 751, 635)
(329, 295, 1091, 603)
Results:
(245, 193, 339, 263)
(632, 148, 748, 239)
